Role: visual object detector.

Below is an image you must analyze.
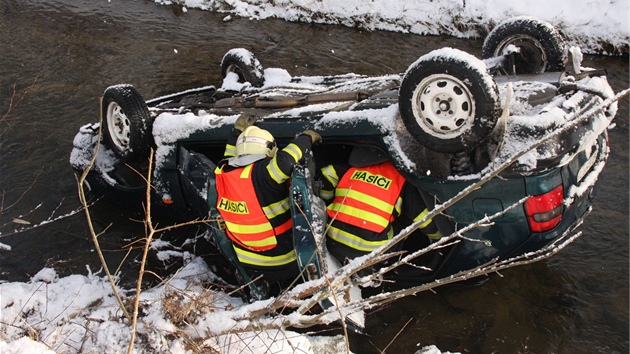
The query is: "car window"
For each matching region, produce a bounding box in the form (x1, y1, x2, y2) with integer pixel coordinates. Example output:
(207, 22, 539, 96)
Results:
(178, 146, 216, 217)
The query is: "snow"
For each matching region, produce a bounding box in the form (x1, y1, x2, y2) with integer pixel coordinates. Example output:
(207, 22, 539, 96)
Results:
(152, 52, 614, 180)
(405, 48, 498, 103)
(158, 0, 629, 55)
(13, 1, 629, 353)
(0, 259, 335, 354)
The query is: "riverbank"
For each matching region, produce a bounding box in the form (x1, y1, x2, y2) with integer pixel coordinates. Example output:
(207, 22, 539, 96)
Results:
(156, 0, 629, 55)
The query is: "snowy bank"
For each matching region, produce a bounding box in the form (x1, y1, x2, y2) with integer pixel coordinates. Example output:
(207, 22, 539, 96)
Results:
(0, 258, 456, 353)
(156, 0, 629, 55)
(0, 259, 351, 353)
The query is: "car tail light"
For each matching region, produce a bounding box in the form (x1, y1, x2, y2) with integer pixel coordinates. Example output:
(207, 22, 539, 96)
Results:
(525, 185, 564, 232)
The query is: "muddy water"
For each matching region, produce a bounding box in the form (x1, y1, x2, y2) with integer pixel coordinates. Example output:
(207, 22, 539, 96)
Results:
(0, 1, 627, 352)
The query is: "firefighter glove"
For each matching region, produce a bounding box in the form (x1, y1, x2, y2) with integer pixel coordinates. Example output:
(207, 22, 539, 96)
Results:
(301, 130, 322, 146)
(234, 113, 258, 132)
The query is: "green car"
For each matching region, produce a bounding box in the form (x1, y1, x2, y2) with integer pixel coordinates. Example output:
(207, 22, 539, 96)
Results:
(71, 17, 617, 325)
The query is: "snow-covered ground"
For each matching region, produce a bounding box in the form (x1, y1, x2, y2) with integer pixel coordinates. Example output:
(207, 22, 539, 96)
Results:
(2, 0, 627, 353)
(159, 0, 629, 55)
(0, 259, 357, 354)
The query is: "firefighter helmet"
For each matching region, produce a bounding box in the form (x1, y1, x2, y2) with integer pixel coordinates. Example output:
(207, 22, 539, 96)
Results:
(235, 126, 278, 157)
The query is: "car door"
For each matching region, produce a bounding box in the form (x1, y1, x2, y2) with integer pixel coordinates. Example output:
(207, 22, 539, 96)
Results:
(289, 153, 327, 281)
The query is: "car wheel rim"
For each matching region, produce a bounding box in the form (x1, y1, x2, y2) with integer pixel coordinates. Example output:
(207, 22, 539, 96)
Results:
(411, 74, 475, 139)
(106, 101, 130, 152)
(496, 34, 547, 74)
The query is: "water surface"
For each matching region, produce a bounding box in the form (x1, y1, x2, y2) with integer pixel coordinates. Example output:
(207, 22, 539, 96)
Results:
(0, 1, 627, 352)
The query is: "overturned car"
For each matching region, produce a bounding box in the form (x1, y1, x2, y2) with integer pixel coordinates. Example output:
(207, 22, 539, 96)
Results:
(71, 16, 620, 327)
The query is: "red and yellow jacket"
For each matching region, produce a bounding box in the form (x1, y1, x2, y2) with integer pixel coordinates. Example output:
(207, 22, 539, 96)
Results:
(214, 131, 313, 270)
(321, 161, 441, 259)
(215, 163, 292, 252)
(327, 162, 405, 234)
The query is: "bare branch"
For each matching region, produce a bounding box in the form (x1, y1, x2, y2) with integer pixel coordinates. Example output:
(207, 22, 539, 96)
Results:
(1, 79, 37, 131)
(0, 168, 43, 215)
(76, 97, 131, 321)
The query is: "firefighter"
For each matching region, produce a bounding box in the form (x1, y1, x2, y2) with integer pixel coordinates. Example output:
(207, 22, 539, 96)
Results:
(214, 114, 321, 283)
(319, 145, 441, 264)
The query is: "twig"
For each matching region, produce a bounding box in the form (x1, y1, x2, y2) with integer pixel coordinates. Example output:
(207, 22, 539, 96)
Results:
(76, 97, 131, 321)
(125, 149, 227, 353)
(0, 320, 39, 341)
(127, 149, 157, 354)
(0, 202, 89, 237)
(1, 79, 37, 132)
(0, 168, 43, 214)
(381, 317, 413, 354)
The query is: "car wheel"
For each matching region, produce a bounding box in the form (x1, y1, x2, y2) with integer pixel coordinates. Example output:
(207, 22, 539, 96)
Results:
(221, 48, 265, 87)
(482, 16, 567, 74)
(399, 48, 501, 153)
(102, 84, 152, 162)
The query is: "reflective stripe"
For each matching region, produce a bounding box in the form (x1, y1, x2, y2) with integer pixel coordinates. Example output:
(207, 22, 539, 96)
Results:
(283, 143, 303, 162)
(411, 208, 441, 240)
(329, 202, 390, 230)
(223, 220, 273, 235)
(328, 188, 392, 230)
(223, 221, 277, 248)
(394, 197, 402, 216)
(427, 231, 442, 240)
(335, 188, 393, 213)
(267, 157, 290, 184)
(266, 143, 301, 184)
(225, 144, 236, 157)
(320, 189, 334, 200)
(234, 246, 297, 267)
(321, 165, 340, 186)
(262, 197, 290, 219)
(412, 208, 432, 229)
(240, 164, 253, 178)
(328, 225, 393, 252)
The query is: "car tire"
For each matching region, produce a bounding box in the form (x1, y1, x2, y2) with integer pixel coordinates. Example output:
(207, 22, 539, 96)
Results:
(399, 48, 501, 153)
(102, 84, 152, 162)
(482, 16, 567, 74)
(221, 48, 265, 87)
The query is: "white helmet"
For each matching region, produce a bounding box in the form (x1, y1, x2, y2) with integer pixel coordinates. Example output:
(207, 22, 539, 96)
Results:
(235, 126, 278, 157)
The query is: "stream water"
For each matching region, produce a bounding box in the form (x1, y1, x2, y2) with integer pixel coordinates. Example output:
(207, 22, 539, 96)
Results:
(1, 1, 628, 352)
